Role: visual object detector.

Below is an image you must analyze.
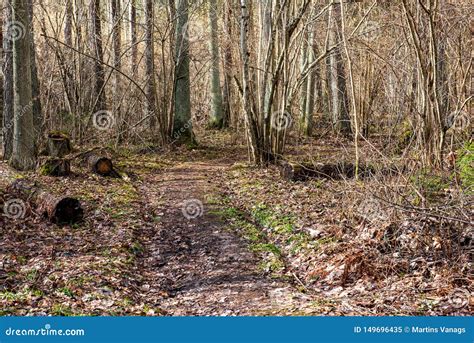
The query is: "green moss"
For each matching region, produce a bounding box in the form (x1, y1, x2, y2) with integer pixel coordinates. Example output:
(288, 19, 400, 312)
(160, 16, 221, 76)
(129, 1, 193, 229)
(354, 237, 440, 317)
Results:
(51, 303, 74, 316)
(59, 287, 74, 297)
(128, 242, 144, 256)
(39, 163, 53, 175)
(410, 171, 450, 200)
(396, 120, 414, 153)
(457, 142, 473, 192)
(251, 203, 295, 234)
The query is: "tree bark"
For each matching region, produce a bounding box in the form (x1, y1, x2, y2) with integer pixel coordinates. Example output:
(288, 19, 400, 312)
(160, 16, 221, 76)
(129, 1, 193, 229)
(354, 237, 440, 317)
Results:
(47, 132, 72, 157)
(208, 0, 224, 128)
(327, 4, 351, 136)
(144, 0, 158, 135)
(111, 0, 122, 142)
(240, 0, 260, 164)
(130, 0, 137, 74)
(10, 0, 36, 170)
(2, 0, 14, 160)
(90, 0, 107, 113)
(27, 0, 42, 146)
(221, 0, 233, 127)
(173, 0, 193, 142)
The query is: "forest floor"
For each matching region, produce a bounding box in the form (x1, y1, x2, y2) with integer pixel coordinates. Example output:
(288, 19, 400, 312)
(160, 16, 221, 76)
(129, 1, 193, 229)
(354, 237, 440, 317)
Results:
(0, 131, 472, 316)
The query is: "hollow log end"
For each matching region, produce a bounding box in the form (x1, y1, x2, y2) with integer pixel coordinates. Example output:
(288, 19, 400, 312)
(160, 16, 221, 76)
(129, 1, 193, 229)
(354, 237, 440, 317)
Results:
(95, 158, 114, 176)
(52, 198, 84, 224)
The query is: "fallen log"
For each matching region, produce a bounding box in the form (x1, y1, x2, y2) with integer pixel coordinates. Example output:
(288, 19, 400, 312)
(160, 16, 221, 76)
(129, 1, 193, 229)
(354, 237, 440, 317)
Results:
(47, 132, 72, 158)
(86, 153, 120, 177)
(8, 180, 83, 224)
(279, 161, 375, 181)
(38, 157, 71, 176)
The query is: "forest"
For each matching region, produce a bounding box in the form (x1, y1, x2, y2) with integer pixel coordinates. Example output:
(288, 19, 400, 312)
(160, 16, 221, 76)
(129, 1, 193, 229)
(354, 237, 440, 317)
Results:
(0, 0, 472, 317)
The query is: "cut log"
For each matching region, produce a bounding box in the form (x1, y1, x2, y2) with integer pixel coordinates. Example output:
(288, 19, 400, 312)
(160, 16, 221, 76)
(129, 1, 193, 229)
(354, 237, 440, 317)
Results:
(86, 153, 119, 177)
(47, 132, 72, 158)
(38, 157, 71, 176)
(279, 161, 375, 181)
(8, 180, 83, 224)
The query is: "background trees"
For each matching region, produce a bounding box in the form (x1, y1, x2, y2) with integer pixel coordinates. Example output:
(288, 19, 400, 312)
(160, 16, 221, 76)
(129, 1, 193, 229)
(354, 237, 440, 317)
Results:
(0, 0, 471, 169)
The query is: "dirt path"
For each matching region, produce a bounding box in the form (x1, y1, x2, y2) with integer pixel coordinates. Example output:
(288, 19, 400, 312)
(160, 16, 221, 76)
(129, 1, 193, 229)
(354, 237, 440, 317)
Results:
(136, 161, 316, 316)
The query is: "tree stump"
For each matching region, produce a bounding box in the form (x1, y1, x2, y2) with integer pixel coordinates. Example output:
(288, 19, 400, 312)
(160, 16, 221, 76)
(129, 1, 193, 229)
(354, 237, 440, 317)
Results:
(38, 157, 71, 176)
(47, 132, 72, 158)
(8, 180, 83, 224)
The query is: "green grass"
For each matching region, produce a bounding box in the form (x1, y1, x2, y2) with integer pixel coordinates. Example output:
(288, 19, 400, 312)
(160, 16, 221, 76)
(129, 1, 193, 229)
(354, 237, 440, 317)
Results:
(457, 142, 473, 192)
(51, 303, 74, 316)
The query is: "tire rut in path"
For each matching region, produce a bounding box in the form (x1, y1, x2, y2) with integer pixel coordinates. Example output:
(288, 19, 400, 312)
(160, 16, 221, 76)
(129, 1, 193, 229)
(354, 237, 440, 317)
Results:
(137, 162, 316, 315)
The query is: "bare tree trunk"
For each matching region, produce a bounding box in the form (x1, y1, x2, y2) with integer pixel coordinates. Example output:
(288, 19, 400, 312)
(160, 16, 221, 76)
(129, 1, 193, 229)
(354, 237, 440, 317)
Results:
(90, 0, 106, 113)
(240, 0, 260, 163)
(130, 0, 137, 73)
(401, 0, 448, 166)
(2, 0, 14, 160)
(173, 0, 193, 142)
(144, 0, 158, 135)
(10, 0, 36, 170)
(74, 0, 84, 143)
(65, 0, 73, 47)
(208, 0, 224, 128)
(300, 22, 318, 137)
(27, 0, 42, 147)
(221, 0, 233, 128)
(340, 0, 359, 178)
(111, 0, 122, 143)
(327, 3, 351, 136)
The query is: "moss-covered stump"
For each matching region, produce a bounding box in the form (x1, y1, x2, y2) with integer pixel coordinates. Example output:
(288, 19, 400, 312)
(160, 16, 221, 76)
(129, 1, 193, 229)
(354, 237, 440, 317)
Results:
(38, 157, 71, 176)
(47, 132, 72, 158)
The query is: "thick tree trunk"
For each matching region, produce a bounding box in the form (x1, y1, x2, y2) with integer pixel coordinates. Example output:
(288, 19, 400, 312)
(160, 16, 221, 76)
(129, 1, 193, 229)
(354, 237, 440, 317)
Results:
(144, 0, 158, 134)
(9, 179, 83, 223)
(240, 0, 260, 164)
(27, 0, 42, 144)
(10, 0, 36, 170)
(221, 0, 233, 127)
(173, 0, 193, 142)
(111, 0, 122, 142)
(130, 0, 137, 73)
(90, 0, 106, 113)
(208, 0, 224, 128)
(2, 0, 14, 160)
(301, 23, 320, 137)
(327, 4, 351, 136)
